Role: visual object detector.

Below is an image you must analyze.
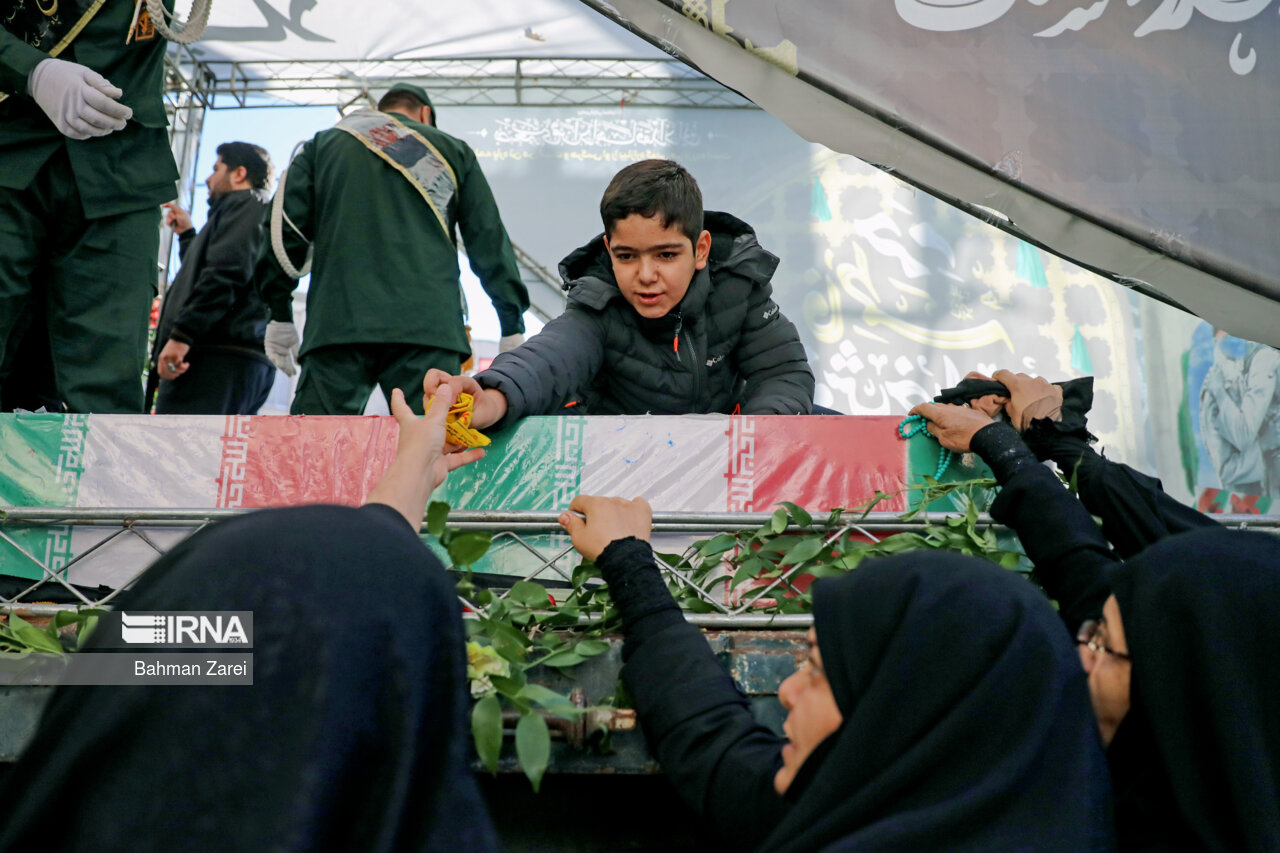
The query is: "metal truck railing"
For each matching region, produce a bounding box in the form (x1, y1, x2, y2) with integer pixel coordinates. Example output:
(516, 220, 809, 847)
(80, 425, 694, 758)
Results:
(3, 507, 1277, 619)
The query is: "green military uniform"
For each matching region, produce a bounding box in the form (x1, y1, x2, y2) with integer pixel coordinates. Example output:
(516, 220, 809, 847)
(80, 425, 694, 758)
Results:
(0, 0, 178, 413)
(256, 95, 529, 415)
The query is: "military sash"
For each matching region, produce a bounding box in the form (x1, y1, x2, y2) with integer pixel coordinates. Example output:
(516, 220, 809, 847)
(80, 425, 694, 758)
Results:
(0, 0, 111, 100)
(334, 108, 459, 246)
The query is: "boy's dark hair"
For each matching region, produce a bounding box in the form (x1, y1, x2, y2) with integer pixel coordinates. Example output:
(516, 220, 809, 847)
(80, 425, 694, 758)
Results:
(600, 159, 704, 244)
(216, 141, 273, 191)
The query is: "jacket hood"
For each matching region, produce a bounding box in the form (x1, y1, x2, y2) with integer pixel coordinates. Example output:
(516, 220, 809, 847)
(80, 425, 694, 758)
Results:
(557, 211, 779, 312)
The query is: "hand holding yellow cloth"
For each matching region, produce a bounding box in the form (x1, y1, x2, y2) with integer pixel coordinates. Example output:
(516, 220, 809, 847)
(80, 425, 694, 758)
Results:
(427, 391, 491, 448)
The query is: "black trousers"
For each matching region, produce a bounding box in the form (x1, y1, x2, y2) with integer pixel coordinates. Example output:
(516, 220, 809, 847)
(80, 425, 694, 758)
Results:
(154, 349, 276, 415)
(290, 343, 462, 415)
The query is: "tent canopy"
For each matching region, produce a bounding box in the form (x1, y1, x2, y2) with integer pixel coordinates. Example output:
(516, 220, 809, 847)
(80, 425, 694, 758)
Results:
(170, 0, 745, 110)
(577, 0, 1280, 347)
(171, 0, 1280, 346)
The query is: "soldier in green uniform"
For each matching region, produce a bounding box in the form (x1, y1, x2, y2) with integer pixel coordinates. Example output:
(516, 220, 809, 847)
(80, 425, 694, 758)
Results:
(0, 0, 179, 413)
(255, 82, 531, 415)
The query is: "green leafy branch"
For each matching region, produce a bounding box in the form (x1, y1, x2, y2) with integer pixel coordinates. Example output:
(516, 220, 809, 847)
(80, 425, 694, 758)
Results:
(440, 477, 1026, 790)
(433, 501, 615, 792)
(0, 609, 103, 654)
(652, 477, 1020, 615)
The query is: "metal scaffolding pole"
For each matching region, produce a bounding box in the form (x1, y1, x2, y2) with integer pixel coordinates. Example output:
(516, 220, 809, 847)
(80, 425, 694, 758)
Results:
(158, 45, 211, 287)
(163, 52, 757, 111)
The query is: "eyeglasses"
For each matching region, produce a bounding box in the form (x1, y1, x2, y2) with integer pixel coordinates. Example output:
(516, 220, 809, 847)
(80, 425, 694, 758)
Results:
(1076, 619, 1130, 662)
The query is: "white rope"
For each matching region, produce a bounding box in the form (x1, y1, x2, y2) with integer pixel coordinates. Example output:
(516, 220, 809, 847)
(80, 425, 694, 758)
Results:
(145, 0, 212, 44)
(270, 140, 313, 279)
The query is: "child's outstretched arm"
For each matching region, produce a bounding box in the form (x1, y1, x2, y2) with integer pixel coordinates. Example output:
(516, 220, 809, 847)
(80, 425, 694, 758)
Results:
(422, 369, 508, 430)
(473, 308, 606, 427)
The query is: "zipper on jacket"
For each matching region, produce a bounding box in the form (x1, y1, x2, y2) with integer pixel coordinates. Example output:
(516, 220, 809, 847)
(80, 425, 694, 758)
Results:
(670, 313, 705, 411)
(687, 333, 703, 411)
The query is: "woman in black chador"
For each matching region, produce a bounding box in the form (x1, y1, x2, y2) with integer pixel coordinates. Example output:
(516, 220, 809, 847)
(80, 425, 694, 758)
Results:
(559, 496, 1115, 852)
(0, 386, 495, 853)
(913, 369, 1280, 852)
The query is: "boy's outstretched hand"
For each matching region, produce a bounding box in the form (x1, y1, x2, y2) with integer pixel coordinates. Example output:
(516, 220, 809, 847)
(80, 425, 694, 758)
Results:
(908, 401, 995, 453)
(558, 495, 652, 562)
(422, 368, 507, 430)
(365, 385, 487, 530)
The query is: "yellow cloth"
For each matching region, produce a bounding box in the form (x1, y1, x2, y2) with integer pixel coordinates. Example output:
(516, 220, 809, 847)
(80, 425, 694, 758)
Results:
(428, 392, 491, 447)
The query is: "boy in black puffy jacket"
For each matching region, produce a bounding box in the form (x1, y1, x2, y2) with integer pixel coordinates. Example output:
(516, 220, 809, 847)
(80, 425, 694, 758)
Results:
(423, 159, 814, 428)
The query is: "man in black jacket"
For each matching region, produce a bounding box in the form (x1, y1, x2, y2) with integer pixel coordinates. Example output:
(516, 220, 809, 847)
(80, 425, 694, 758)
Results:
(423, 159, 814, 428)
(149, 142, 276, 415)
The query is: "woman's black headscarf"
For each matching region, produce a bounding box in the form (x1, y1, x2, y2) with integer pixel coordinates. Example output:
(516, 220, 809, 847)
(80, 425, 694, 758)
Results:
(1110, 527, 1280, 853)
(0, 504, 498, 853)
(758, 552, 1114, 852)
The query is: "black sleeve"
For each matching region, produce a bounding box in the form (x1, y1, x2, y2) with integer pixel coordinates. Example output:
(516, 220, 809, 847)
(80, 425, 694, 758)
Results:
(735, 280, 814, 415)
(1023, 422, 1216, 560)
(170, 197, 265, 344)
(597, 539, 790, 848)
(972, 422, 1116, 632)
(175, 227, 195, 262)
(475, 306, 604, 427)
(969, 420, 1043, 483)
(359, 501, 422, 535)
(595, 538, 683, 660)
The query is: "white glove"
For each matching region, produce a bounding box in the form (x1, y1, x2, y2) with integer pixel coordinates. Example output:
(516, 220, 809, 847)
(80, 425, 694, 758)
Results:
(264, 321, 301, 377)
(498, 334, 524, 353)
(28, 58, 133, 140)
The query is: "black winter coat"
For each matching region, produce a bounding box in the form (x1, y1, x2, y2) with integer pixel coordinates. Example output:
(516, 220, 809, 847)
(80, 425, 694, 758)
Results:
(152, 189, 271, 366)
(476, 212, 813, 425)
